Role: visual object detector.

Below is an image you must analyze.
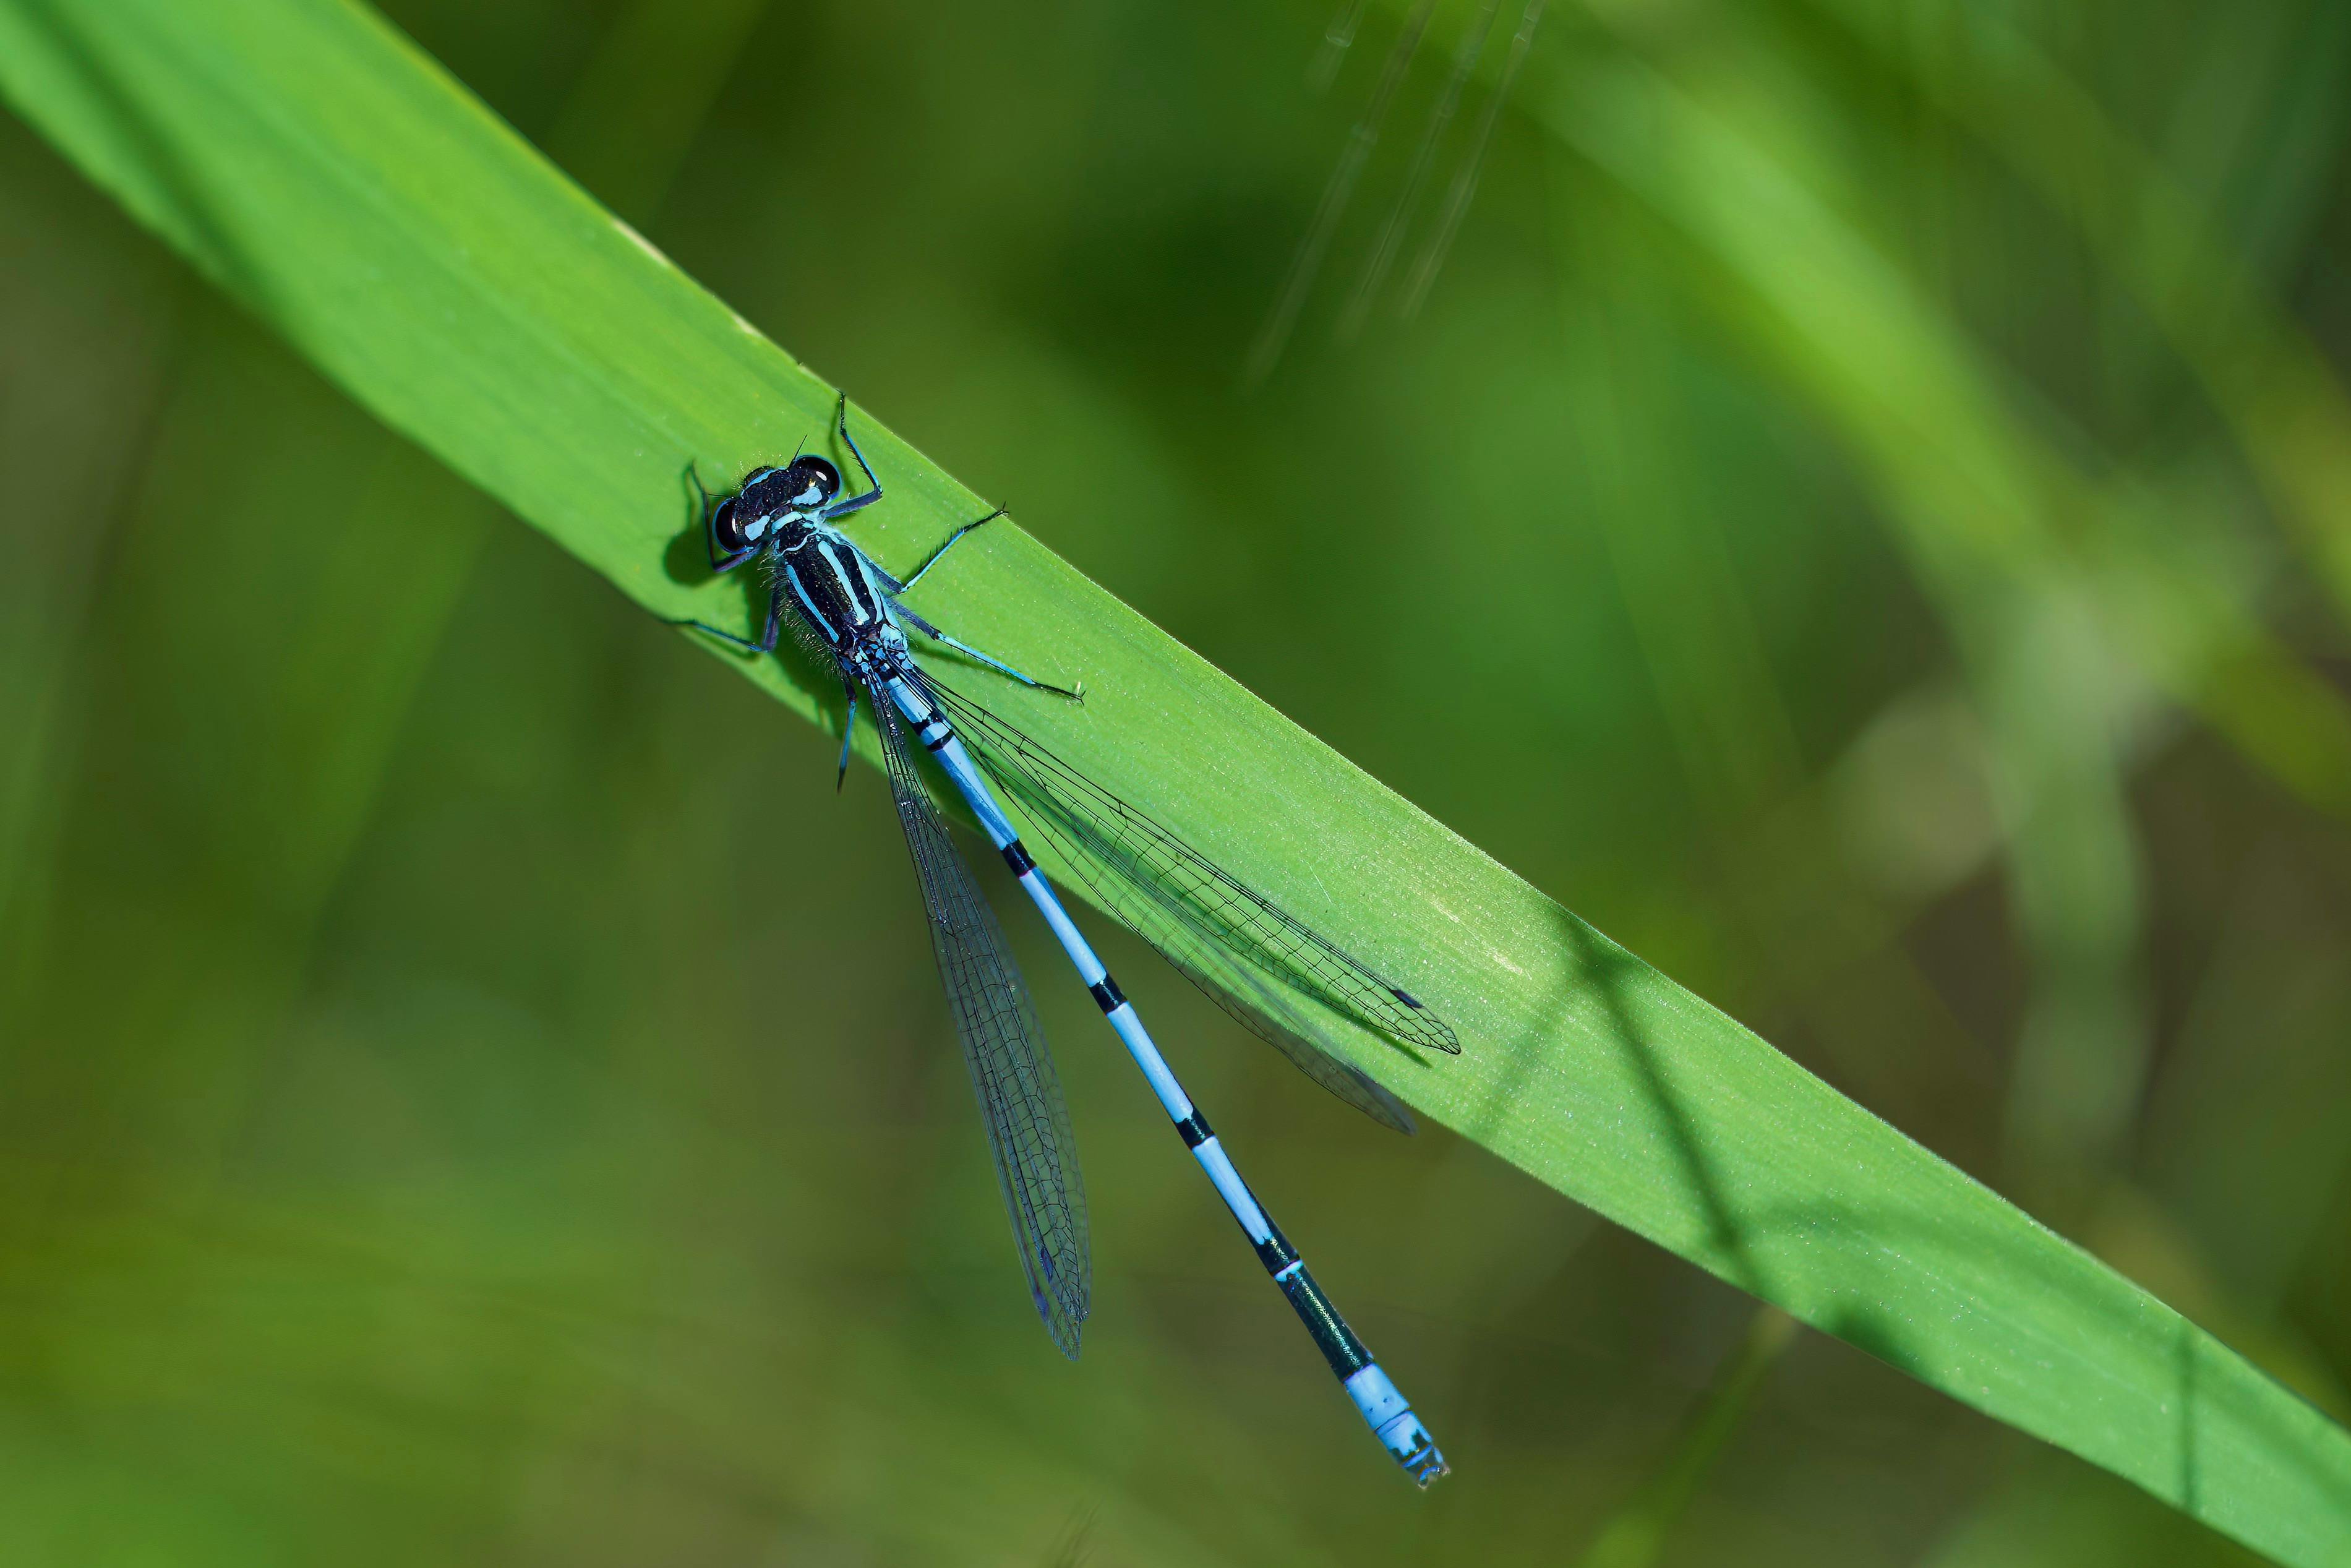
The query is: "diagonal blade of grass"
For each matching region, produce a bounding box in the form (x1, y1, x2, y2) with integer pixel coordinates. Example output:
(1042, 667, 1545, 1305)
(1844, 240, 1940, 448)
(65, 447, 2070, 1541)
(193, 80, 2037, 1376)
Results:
(2, 1, 2347, 1562)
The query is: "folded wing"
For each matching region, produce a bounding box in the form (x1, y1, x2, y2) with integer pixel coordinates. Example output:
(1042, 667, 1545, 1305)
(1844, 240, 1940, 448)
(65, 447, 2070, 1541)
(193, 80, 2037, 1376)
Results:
(875, 683, 1090, 1355)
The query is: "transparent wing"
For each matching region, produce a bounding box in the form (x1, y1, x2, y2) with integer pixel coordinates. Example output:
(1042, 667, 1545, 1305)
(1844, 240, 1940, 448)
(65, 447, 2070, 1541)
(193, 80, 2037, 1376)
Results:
(912, 670, 1454, 1132)
(1115, 894, 1420, 1135)
(875, 682, 1089, 1356)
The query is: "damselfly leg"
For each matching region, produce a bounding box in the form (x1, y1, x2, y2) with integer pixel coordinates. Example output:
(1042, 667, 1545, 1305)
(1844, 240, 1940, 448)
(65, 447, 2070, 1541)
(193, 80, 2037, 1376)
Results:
(898, 506, 1006, 592)
(836, 683, 860, 790)
(670, 583, 784, 655)
(893, 606, 1081, 701)
(819, 393, 884, 521)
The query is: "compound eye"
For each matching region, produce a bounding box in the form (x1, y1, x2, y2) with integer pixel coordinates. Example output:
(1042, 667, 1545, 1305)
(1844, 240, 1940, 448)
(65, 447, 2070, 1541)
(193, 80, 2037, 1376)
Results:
(713, 496, 749, 554)
(787, 456, 842, 508)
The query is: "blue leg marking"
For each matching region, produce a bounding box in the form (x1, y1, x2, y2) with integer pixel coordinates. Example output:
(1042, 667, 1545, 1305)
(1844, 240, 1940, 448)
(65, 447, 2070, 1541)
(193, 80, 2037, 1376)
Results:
(672, 574, 784, 654)
(900, 507, 1006, 593)
(897, 609, 1081, 701)
(836, 683, 860, 791)
(819, 393, 884, 521)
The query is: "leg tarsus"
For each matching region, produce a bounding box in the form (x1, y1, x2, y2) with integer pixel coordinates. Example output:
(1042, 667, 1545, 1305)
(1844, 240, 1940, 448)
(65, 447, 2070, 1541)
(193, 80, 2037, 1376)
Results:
(671, 577, 786, 654)
(899, 507, 1006, 593)
(820, 392, 884, 520)
(836, 685, 860, 791)
(906, 619, 1082, 701)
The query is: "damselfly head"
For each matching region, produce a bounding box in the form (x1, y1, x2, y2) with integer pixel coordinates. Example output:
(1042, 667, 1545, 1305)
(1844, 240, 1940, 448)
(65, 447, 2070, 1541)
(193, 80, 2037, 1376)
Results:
(718, 456, 844, 552)
(778, 455, 842, 511)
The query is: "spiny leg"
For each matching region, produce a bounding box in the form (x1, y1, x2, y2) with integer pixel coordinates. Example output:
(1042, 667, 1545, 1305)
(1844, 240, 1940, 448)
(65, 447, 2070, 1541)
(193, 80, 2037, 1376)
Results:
(931, 632, 1082, 701)
(820, 392, 884, 521)
(836, 680, 860, 792)
(899, 507, 1006, 594)
(670, 573, 785, 654)
(896, 605, 1080, 700)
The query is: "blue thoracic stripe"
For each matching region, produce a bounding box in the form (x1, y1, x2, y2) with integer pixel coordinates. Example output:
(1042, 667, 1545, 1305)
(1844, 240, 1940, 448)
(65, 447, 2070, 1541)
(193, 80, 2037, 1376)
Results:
(782, 562, 839, 643)
(815, 538, 870, 623)
(1088, 975, 1126, 1014)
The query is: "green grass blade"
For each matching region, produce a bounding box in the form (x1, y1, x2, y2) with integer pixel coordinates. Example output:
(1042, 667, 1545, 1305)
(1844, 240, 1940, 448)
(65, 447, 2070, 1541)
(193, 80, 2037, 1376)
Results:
(3, 1, 2349, 1562)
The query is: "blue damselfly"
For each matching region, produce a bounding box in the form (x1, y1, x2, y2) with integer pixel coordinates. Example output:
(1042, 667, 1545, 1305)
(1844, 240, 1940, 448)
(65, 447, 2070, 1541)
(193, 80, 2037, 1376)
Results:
(674, 398, 1458, 1485)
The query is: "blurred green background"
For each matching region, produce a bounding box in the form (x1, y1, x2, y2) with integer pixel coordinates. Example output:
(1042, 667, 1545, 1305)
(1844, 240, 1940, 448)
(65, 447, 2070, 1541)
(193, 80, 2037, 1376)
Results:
(4, 0, 2350, 1561)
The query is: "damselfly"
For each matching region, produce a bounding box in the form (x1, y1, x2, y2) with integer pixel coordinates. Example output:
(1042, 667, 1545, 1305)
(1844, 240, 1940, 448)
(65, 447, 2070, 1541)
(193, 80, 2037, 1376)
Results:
(674, 398, 1460, 1485)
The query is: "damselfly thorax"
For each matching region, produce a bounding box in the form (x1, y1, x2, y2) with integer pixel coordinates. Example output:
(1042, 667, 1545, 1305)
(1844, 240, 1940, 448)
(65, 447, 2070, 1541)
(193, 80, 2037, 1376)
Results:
(766, 522, 899, 656)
